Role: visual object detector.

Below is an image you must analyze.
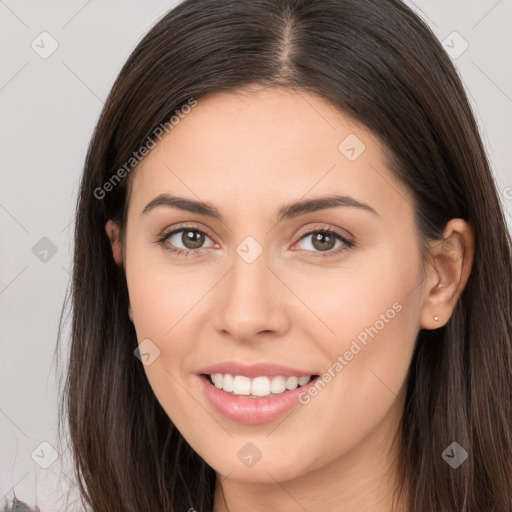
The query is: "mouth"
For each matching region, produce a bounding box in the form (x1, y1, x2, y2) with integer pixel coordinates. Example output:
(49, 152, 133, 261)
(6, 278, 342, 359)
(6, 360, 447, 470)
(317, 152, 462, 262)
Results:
(197, 371, 321, 424)
(201, 373, 320, 398)
(195, 361, 322, 424)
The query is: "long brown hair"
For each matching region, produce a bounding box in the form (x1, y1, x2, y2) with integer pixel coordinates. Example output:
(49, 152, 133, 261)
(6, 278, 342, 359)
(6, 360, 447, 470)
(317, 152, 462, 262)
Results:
(56, 0, 512, 510)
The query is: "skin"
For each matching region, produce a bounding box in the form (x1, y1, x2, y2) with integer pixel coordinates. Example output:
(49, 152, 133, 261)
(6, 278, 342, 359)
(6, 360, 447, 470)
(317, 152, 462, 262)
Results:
(105, 85, 474, 512)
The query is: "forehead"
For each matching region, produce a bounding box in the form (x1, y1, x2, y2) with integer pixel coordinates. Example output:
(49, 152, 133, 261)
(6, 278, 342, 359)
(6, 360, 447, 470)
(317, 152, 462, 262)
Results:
(126, 86, 411, 222)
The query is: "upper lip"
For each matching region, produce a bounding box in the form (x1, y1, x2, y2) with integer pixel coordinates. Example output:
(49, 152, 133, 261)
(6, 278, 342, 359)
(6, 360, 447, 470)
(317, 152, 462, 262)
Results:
(197, 361, 318, 378)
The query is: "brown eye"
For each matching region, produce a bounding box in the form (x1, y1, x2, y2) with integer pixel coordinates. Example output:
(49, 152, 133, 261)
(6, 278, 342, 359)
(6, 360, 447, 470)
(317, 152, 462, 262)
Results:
(294, 228, 354, 257)
(180, 229, 206, 249)
(310, 231, 337, 251)
(158, 226, 216, 256)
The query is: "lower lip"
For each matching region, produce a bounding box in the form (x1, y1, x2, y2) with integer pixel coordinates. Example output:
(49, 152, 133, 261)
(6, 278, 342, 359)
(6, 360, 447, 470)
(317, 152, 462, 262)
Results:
(198, 375, 318, 425)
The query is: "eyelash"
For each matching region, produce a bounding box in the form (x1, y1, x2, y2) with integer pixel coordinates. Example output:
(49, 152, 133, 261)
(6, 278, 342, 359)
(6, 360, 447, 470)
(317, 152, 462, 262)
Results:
(155, 223, 355, 259)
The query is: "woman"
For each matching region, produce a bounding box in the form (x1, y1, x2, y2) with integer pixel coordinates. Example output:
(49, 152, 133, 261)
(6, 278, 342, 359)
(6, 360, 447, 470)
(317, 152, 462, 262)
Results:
(57, 0, 512, 510)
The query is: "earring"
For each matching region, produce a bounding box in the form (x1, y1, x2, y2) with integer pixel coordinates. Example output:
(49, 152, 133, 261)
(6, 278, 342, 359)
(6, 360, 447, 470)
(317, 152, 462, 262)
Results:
(433, 315, 439, 322)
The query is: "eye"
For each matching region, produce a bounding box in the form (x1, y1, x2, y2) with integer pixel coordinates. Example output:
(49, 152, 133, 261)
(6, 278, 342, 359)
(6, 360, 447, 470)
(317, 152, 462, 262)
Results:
(292, 227, 354, 258)
(156, 224, 217, 257)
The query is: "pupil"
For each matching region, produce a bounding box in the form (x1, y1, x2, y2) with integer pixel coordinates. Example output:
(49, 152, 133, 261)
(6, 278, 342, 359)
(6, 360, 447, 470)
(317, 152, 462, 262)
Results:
(183, 230, 205, 249)
(312, 232, 335, 251)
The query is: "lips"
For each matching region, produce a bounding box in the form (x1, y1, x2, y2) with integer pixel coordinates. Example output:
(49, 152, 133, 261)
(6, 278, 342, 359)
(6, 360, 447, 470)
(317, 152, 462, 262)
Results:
(196, 361, 320, 424)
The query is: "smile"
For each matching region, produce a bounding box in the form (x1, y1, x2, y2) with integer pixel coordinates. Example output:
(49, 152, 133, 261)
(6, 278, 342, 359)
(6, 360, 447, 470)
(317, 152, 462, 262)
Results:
(196, 363, 320, 424)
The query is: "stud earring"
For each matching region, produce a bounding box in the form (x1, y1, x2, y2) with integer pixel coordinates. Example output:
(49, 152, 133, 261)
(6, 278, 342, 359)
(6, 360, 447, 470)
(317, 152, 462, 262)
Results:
(433, 315, 439, 322)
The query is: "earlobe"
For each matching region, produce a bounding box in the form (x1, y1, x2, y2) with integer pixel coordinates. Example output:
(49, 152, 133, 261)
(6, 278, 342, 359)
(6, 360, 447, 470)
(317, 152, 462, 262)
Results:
(105, 219, 123, 266)
(420, 219, 474, 330)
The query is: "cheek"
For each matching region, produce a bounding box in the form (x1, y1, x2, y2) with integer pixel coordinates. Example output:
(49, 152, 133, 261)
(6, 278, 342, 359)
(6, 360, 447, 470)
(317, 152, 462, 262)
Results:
(125, 242, 211, 340)
(288, 244, 421, 412)
(283, 271, 420, 471)
(282, 242, 422, 349)
(125, 254, 207, 429)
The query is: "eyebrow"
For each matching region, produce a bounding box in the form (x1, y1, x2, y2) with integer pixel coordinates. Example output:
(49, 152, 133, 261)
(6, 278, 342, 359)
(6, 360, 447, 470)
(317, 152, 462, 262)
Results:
(141, 193, 378, 221)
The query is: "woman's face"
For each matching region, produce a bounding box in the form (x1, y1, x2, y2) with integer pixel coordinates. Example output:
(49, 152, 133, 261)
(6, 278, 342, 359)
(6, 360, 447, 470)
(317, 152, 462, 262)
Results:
(114, 86, 430, 483)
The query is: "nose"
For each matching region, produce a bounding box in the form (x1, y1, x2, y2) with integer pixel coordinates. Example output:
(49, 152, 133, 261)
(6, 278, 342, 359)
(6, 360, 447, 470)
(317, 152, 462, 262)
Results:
(213, 248, 290, 343)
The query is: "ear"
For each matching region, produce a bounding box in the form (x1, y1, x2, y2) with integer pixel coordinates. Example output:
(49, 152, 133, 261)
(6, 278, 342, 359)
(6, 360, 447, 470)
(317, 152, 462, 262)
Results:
(420, 218, 474, 329)
(105, 220, 134, 322)
(105, 219, 123, 267)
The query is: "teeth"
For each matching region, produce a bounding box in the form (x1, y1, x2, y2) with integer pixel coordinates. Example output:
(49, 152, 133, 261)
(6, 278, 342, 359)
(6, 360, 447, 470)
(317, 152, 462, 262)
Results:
(209, 374, 313, 397)
(222, 373, 234, 392)
(270, 376, 286, 394)
(298, 376, 311, 386)
(212, 373, 223, 389)
(285, 376, 299, 390)
(232, 375, 251, 395)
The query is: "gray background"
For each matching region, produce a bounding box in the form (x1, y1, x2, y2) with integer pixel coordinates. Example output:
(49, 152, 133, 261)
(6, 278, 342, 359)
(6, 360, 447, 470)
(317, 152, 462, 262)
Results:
(1, 1, 511, 510)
